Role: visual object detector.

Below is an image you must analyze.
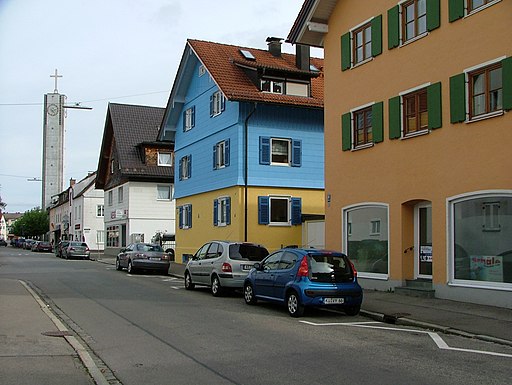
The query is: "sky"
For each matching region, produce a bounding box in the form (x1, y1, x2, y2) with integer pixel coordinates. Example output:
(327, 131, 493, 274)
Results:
(0, 0, 320, 213)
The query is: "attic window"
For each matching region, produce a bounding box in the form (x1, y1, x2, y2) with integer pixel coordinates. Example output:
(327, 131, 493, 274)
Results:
(310, 64, 320, 72)
(261, 79, 283, 94)
(240, 49, 256, 61)
(199, 65, 206, 77)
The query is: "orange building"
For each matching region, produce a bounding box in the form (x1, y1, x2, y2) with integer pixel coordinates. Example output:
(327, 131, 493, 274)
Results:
(289, 0, 511, 307)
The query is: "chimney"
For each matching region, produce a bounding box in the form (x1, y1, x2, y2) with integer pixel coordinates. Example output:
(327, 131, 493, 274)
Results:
(69, 178, 76, 187)
(295, 44, 310, 71)
(266, 37, 283, 57)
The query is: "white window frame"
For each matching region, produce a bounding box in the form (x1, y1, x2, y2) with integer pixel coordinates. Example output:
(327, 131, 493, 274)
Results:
(215, 141, 227, 169)
(96, 230, 105, 245)
(108, 191, 113, 206)
(181, 204, 192, 229)
(261, 79, 284, 94)
(269, 196, 292, 226)
(212, 91, 224, 116)
(118, 186, 124, 204)
(216, 197, 229, 227)
(158, 152, 173, 167)
(184, 108, 194, 131)
(370, 219, 381, 235)
(465, 0, 502, 17)
(181, 156, 191, 180)
(271, 138, 291, 166)
(157, 185, 172, 201)
(97, 205, 104, 217)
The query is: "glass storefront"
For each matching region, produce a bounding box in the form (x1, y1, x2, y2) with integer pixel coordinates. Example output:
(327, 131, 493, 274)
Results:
(453, 195, 512, 284)
(345, 205, 388, 275)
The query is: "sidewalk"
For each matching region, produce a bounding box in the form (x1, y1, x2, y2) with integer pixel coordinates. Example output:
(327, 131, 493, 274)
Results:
(96, 257, 512, 347)
(0, 278, 95, 385)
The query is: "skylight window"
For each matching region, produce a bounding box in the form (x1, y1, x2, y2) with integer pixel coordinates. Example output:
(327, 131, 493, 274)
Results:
(240, 49, 256, 61)
(310, 64, 320, 72)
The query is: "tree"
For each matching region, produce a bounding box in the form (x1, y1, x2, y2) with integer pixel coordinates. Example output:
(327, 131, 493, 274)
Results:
(10, 208, 49, 238)
(0, 192, 6, 211)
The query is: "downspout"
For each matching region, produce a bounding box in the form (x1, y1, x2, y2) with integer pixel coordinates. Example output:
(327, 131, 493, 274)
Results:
(244, 103, 257, 242)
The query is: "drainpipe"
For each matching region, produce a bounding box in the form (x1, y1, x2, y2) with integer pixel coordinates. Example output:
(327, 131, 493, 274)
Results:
(244, 103, 257, 242)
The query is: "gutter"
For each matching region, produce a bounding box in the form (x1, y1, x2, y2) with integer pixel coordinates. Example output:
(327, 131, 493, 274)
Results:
(244, 103, 257, 242)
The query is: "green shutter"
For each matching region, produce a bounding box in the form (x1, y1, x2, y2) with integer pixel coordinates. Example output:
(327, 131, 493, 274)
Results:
(427, 82, 442, 129)
(502, 57, 512, 111)
(371, 15, 382, 57)
(342, 113, 352, 151)
(450, 73, 466, 123)
(387, 6, 399, 49)
(341, 32, 351, 71)
(427, 0, 440, 31)
(372, 102, 384, 143)
(389, 96, 401, 139)
(449, 0, 465, 22)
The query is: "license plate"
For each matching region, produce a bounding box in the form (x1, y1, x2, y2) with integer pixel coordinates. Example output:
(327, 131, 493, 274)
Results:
(324, 297, 344, 305)
(150, 257, 161, 261)
(241, 264, 253, 270)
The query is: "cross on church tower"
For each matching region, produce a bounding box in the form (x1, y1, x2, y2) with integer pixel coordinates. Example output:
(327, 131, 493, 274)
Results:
(50, 68, 62, 93)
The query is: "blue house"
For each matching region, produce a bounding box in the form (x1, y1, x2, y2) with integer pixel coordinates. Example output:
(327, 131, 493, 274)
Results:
(158, 38, 324, 260)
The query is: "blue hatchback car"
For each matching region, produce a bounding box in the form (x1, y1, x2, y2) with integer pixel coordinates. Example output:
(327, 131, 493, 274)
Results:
(243, 248, 363, 317)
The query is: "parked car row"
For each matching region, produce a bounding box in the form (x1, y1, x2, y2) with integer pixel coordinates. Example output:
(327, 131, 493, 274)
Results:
(182, 241, 364, 318)
(55, 241, 91, 260)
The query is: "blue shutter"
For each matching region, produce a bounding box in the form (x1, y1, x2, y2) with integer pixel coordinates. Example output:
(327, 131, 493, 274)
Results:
(178, 206, 183, 229)
(187, 205, 192, 229)
(258, 196, 269, 225)
(291, 139, 301, 167)
(226, 197, 231, 225)
(291, 198, 302, 225)
(259, 137, 270, 165)
(213, 199, 218, 226)
(182, 110, 186, 132)
(191, 106, 195, 127)
(178, 157, 183, 181)
(225, 139, 230, 167)
(213, 144, 217, 170)
(210, 94, 214, 117)
(187, 155, 192, 178)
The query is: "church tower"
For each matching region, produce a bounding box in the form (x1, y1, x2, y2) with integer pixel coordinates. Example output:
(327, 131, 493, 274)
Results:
(42, 69, 66, 209)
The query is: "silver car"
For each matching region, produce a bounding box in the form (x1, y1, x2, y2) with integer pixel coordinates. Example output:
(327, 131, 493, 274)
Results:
(62, 241, 90, 260)
(184, 241, 269, 296)
(116, 243, 170, 275)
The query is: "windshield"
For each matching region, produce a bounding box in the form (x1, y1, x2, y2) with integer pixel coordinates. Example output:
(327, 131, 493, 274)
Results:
(229, 244, 269, 261)
(309, 253, 354, 283)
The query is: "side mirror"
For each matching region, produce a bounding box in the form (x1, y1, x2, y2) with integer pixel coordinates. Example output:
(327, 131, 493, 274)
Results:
(253, 262, 262, 270)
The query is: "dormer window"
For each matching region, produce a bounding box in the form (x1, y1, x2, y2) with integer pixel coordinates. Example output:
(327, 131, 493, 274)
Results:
(261, 79, 283, 94)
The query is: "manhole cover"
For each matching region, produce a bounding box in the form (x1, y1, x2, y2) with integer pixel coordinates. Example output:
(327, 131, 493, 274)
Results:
(42, 331, 73, 337)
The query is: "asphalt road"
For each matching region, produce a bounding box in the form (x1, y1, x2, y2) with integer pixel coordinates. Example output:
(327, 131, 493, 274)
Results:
(1, 247, 511, 385)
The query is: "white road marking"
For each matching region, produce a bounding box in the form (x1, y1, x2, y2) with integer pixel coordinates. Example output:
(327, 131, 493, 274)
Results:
(300, 320, 512, 358)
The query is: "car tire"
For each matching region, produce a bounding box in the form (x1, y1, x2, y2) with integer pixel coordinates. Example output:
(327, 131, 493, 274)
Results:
(287, 291, 304, 318)
(243, 283, 257, 305)
(127, 260, 136, 274)
(184, 271, 195, 290)
(115, 258, 122, 271)
(211, 275, 224, 297)
(344, 305, 361, 316)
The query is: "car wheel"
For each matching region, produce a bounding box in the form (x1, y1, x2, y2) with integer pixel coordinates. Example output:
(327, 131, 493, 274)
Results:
(211, 275, 224, 297)
(344, 305, 361, 316)
(184, 271, 195, 290)
(244, 283, 257, 305)
(287, 291, 304, 318)
(115, 258, 122, 271)
(127, 260, 136, 274)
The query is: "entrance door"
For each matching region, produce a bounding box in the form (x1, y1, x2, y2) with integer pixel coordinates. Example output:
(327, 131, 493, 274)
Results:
(415, 204, 432, 279)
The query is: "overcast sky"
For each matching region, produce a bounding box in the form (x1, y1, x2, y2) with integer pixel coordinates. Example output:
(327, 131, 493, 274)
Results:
(0, 0, 320, 213)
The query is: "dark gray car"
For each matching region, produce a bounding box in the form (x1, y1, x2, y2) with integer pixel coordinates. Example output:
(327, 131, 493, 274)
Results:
(116, 243, 170, 275)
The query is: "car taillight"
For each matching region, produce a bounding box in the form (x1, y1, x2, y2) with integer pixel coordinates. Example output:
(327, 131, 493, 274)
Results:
(86, 247, 90, 252)
(162, 254, 169, 261)
(350, 260, 357, 278)
(221, 263, 232, 272)
(297, 256, 309, 277)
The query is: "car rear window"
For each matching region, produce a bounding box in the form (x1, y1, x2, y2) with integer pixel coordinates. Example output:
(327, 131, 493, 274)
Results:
(309, 253, 354, 283)
(142, 244, 163, 252)
(229, 244, 269, 261)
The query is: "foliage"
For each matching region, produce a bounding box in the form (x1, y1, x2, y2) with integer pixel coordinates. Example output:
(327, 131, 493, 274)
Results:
(0, 193, 6, 211)
(10, 208, 49, 237)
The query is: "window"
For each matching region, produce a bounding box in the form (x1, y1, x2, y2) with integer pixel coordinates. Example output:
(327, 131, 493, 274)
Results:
(110, 159, 115, 174)
(179, 204, 192, 229)
(158, 152, 172, 167)
(157, 185, 172, 201)
(450, 0, 502, 20)
(179, 155, 192, 180)
(183, 106, 195, 131)
(261, 79, 283, 94)
(259, 137, 301, 167)
(450, 58, 511, 123)
(108, 191, 113, 206)
(353, 23, 372, 65)
(210, 91, 225, 117)
(258, 196, 302, 226)
(344, 205, 389, 275)
(213, 197, 231, 226)
(118, 186, 123, 204)
(469, 0, 495, 11)
(403, 88, 428, 135)
(107, 225, 120, 247)
(402, 0, 427, 42)
(342, 102, 384, 151)
(451, 194, 512, 284)
(389, 83, 442, 139)
(97, 205, 104, 217)
(341, 16, 382, 70)
(213, 139, 230, 169)
(469, 63, 502, 118)
(96, 230, 105, 244)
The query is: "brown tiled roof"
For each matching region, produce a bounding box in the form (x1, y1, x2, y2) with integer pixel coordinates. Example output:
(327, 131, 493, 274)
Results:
(187, 39, 324, 109)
